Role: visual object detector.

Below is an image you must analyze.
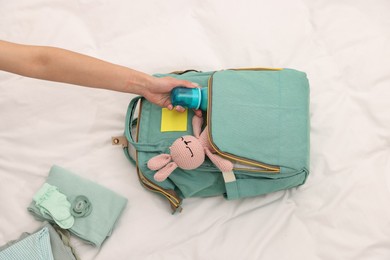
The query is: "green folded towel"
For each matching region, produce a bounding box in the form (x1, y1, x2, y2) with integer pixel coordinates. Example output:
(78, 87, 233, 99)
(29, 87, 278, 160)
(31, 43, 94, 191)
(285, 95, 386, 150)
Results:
(28, 165, 128, 247)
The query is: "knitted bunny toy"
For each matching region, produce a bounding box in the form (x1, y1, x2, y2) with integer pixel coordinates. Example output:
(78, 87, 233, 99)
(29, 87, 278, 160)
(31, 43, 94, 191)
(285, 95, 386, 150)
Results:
(147, 115, 233, 182)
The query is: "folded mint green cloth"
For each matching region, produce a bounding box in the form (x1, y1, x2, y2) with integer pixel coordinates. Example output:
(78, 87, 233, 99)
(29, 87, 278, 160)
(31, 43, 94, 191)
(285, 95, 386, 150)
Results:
(33, 183, 75, 229)
(28, 165, 128, 247)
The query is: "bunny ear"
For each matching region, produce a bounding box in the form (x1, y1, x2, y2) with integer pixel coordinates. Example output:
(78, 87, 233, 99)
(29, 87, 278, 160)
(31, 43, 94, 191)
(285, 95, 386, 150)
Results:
(154, 162, 178, 182)
(192, 115, 204, 138)
(205, 148, 234, 172)
(147, 154, 172, 170)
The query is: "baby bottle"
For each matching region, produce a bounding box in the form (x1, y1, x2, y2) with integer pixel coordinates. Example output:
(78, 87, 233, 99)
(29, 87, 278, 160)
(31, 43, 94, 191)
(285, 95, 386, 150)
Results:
(171, 87, 208, 111)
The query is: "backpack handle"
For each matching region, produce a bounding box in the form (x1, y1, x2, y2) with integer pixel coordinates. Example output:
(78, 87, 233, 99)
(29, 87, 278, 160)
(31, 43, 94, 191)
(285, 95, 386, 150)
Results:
(125, 96, 167, 153)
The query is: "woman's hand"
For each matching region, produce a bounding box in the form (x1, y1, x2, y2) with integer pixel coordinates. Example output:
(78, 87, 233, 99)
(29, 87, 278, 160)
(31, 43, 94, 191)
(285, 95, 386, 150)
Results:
(0, 40, 203, 116)
(141, 76, 203, 117)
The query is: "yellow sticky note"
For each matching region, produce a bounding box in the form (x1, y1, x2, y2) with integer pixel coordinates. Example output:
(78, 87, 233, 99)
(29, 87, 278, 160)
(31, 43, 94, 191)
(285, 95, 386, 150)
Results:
(161, 108, 188, 132)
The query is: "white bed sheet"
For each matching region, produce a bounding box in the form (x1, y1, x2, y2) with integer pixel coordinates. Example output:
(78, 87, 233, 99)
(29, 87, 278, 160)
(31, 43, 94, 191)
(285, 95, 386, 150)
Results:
(1, 0, 390, 259)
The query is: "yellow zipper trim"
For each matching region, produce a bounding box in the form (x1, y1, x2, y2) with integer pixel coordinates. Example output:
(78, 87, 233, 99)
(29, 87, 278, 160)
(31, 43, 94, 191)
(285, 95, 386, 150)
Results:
(231, 67, 283, 71)
(136, 168, 181, 207)
(135, 99, 181, 207)
(233, 167, 278, 173)
(206, 69, 280, 173)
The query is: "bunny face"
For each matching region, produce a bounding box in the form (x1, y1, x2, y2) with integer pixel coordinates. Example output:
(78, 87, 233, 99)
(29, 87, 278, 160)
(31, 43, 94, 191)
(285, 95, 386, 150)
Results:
(147, 115, 233, 182)
(146, 135, 206, 182)
(170, 135, 205, 170)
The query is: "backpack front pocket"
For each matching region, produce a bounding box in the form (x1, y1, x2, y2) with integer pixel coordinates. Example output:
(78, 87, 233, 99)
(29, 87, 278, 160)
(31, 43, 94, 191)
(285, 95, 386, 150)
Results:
(207, 69, 282, 173)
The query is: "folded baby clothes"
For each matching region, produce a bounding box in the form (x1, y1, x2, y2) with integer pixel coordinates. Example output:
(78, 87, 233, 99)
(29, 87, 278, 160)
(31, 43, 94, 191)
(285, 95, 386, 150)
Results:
(50, 224, 80, 260)
(28, 165, 128, 247)
(0, 222, 78, 260)
(33, 183, 75, 229)
(0, 226, 54, 260)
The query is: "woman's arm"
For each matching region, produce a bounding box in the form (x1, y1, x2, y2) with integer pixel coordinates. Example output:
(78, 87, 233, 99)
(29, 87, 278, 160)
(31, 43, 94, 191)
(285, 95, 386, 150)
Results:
(0, 40, 198, 110)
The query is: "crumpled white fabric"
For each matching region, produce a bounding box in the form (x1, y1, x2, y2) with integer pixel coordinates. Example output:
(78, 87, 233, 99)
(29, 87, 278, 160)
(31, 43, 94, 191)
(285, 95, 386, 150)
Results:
(0, 0, 389, 259)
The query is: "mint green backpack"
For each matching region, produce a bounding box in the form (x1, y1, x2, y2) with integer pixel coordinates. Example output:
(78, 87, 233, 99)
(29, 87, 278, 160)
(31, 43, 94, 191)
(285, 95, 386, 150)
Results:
(112, 68, 310, 213)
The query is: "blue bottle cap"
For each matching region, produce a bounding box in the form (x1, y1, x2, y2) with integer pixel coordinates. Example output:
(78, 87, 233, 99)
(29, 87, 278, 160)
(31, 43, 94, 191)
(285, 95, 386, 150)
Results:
(171, 87, 201, 109)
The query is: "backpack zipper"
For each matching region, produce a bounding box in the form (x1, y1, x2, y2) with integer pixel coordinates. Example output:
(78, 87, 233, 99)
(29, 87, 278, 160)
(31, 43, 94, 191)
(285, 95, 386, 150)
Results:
(134, 99, 182, 212)
(231, 67, 283, 71)
(136, 167, 182, 212)
(206, 68, 281, 173)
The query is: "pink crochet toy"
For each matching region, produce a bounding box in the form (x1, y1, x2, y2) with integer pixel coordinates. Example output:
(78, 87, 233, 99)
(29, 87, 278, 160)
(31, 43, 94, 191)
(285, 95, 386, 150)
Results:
(147, 115, 234, 182)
